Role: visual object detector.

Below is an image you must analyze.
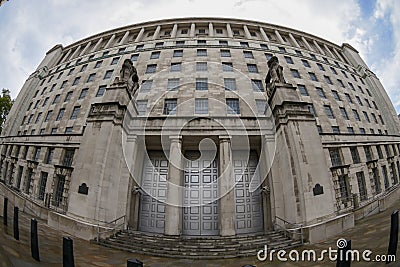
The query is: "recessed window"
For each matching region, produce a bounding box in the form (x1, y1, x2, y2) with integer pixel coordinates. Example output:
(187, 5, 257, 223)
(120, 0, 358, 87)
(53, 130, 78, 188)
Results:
(265, 53, 273, 60)
(308, 104, 317, 116)
(56, 108, 65, 121)
(285, 56, 294, 64)
(247, 64, 258, 73)
(140, 80, 153, 92)
(146, 64, 157, 74)
(295, 50, 302, 56)
(94, 61, 102, 68)
(72, 77, 80, 86)
(111, 57, 120, 65)
(150, 51, 160, 59)
(57, 72, 63, 80)
(278, 47, 286, 53)
(330, 67, 337, 75)
(64, 91, 73, 102)
(52, 94, 60, 104)
(309, 72, 318, 81)
(195, 98, 208, 114)
(310, 54, 317, 60)
(176, 40, 185, 46)
(324, 76, 332, 84)
(244, 51, 254, 59)
(220, 49, 231, 57)
(42, 97, 49, 107)
(226, 98, 240, 114)
(96, 85, 106, 97)
(170, 62, 181, 72)
(197, 40, 206, 45)
(70, 106, 80, 119)
(291, 69, 300, 78)
(224, 78, 236, 91)
(219, 40, 228, 46)
(87, 73, 96, 82)
(216, 29, 224, 35)
(79, 89, 88, 99)
(196, 62, 207, 72)
(260, 44, 268, 49)
(356, 96, 363, 106)
(298, 85, 308, 96)
(35, 113, 42, 124)
(180, 29, 188, 34)
(324, 105, 335, 119)
(131, 54, 139, 61)
(240, 42, 249, 47)
(67, 68, 74, 76)
(316, 87, 326, 98)
(340, 107, 349, 120)
(341, 70, 348, 78)
(256, 100, 266, 115)
(348, 82, 355, 91)
(317, 125, 322, 134)
(332, 126, 340, 134)
(196, 78, 208, 91)
(103, 70, 113, 80)
(88, 55, 95, 60)
(252, 80, 264, 92)
(222, 62, 233, 72)
(167, 78, 180, 91)
(102, 51, 109, 57)
(317, 63, 325, 71)
(80, 64, 88, 72)
(118, 47, 126, 53)
(332, 90, 341, 101)
(360, 128, 366, 134)
(329, 148, 343, 167)
(45, 111, 53, 122)
(65, 127, 73, 134)
(345, 93, 352, 103)
(363, 111, 370, 123)
(197, 49, 207, 57)
(302, 60, 310, 68)
(348, 127, 355, 134)
(136, 45, 144, 51)
(353, 109, 360, 121)
(173, 50, 183, 57)
(51, 128, 57, 134)
(155, 42, 164, 48)
(163, 99, 177, 115)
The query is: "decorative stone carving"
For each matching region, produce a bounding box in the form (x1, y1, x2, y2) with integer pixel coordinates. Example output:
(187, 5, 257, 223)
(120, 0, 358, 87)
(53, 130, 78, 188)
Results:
(114, 59, 140, 97)
(265, 56, 286, 98)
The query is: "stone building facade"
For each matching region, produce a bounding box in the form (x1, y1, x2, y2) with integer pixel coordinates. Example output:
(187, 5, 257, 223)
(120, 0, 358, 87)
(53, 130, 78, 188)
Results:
(1, 17, 400, 243)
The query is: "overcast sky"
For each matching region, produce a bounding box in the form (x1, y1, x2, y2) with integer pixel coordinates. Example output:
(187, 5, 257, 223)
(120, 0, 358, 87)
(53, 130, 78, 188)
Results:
(1, 0, 399, 112)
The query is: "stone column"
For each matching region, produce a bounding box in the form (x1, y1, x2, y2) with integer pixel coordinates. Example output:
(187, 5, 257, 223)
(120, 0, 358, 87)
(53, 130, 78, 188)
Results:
(313, 40, 325, 55)
(226, 23, 233, 38)
(274, 30, 285, 44)
(164, 136, 183, 236)
(91, 38, 103, 53)
(259, 27, 269, 42)
(243, 25, 252, 39)
(171, 24, 178, 38)
(135, 28, 145, 42)
(79, 41, 92, 56)
(208, 22, 214, 37)
(218, 136, 236, 236)
(104, 34, 116, 49)
(152, 25, 161, 40)
(125, 135, 140, 230)
(323, 44, 335, 58)
(260, 134, 275, 231)
(190, 23, 196, 37)
(289, 33, 300, 48)
(69, 45, 81, 59)
(119, 31, 130, 45)
(301, 36, 313, 52)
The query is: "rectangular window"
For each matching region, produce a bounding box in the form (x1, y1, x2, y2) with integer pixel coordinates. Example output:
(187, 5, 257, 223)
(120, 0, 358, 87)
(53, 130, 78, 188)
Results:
(145, 64, 157, 74)
(137, 100, 148, 116)
(391, 162, 399, 185)
(62, 148, 75, 167)
(247, 64, 259, 73)
(345, 93, 352, 103)
(219, 40, 228, 45)
(348, 82, 355, 91)
(140, 80, 153, 92)
(197, 40, 206, 45)
(135, 44, 144, 51)
(131, 54, 139, 61)
(356, 171, 367, 201)
(377, 145, 383, 159)
(64, 91, 73, 102)
(60, 80, 67, 89)
(197, 49, 207, 57)
(382, 165, 390, 189)
(111, 57, 119, 65)
(332, 126, 340, 134)
(96, 85, 106, 97)
(356, 96, 363, 106)
(260, 44, 268, 49)
(46, 148, 54, 164)
(309, 73, 318, 81)
(324, 105, 335, 119)
(196, 78, 208, 91)
(291, 69, 300, 78)
(324, 76, 332, 84)
(240, 42, 249, 47)
(373, 167, 381, 194)
(33, 147, 41, 162)
(363, 111, 370, 123)
(350, 147, 360, 164)
(226, 98, 240, 114)
(35, 112, 42, 124)
(364, 146, 373, 161)
(278, 47, 286, 52)
(265, 53, 273, 60)
(317, 63, 325, 71)
(170, 62, 181, 72)
(252, 80, 264, 92)
(224, 78, 236, 91)
(167, 78, 180, 91)
(163, 99, 177, 115)
(94, 61, 102, 68)
(195, 98, 208, 114)
(347, 127, 355, 134)
(338, 175, 351, 206)
(72, 77, 80, 86)
(302, 59, 310, 68)
(360, 128, 366, 134)
(155, 42, 164, 48)
(65, 127, 73, 134)
(80, 64, 87, 72)
(70, 106, 80, 120)
(173, 50, 183, 57)
(308, 104, 317, 116)
(329, 148, 342, 167)
(25, 168, 33, 194)
(45, 111, 53, 122)
(332, 90, 341, 101)
(220, 49, 231, 57)
(87, 73, 96, 82)
(285, 56, 294, 64)
(150, 51, 160, 59)
(256, 100, 266, 115)
(222, 62, 233, 72)
(316, 87, 326, 98)
(79, 88, 88, 99)
(196, 62, 207, 71)
(340, 107, 349, 120)
(103, 70, 113, 80)
(38, 172, 48, 201)
(243, 51, 254, 59)
(56, 109, 65, 121)
(353, 109, 360, 121)
(43, 97, 49, 107)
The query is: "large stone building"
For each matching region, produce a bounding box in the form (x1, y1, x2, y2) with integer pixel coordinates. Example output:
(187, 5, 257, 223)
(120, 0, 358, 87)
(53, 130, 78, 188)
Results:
(1, 17, 400, 254)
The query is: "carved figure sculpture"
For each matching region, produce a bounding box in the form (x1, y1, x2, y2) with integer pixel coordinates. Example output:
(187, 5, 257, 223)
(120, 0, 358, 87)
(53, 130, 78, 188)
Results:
(265, 56, 286, 97)
(119, 59, 140, 97)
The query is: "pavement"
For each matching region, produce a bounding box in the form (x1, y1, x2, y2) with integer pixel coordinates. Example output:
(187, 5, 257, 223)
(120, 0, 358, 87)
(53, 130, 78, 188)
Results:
(0, 199, 399, 267)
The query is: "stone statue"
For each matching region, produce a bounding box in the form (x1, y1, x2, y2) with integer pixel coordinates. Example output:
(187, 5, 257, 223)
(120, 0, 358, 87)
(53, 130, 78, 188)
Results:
(118, 59, 140, 97)
(265, 56, 286, 97)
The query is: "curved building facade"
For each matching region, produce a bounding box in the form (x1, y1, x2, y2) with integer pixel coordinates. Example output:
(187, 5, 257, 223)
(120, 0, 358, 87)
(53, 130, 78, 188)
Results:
(1, 18, 400, 245)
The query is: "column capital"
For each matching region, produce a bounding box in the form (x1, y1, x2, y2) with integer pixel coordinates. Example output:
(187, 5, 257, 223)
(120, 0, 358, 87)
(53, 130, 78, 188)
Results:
(169, 135, 182, 143)
(219, 135, 231, 143)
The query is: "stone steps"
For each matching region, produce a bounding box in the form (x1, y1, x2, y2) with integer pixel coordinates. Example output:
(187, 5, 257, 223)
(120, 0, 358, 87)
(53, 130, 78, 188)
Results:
(95, 230, 303, 259)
